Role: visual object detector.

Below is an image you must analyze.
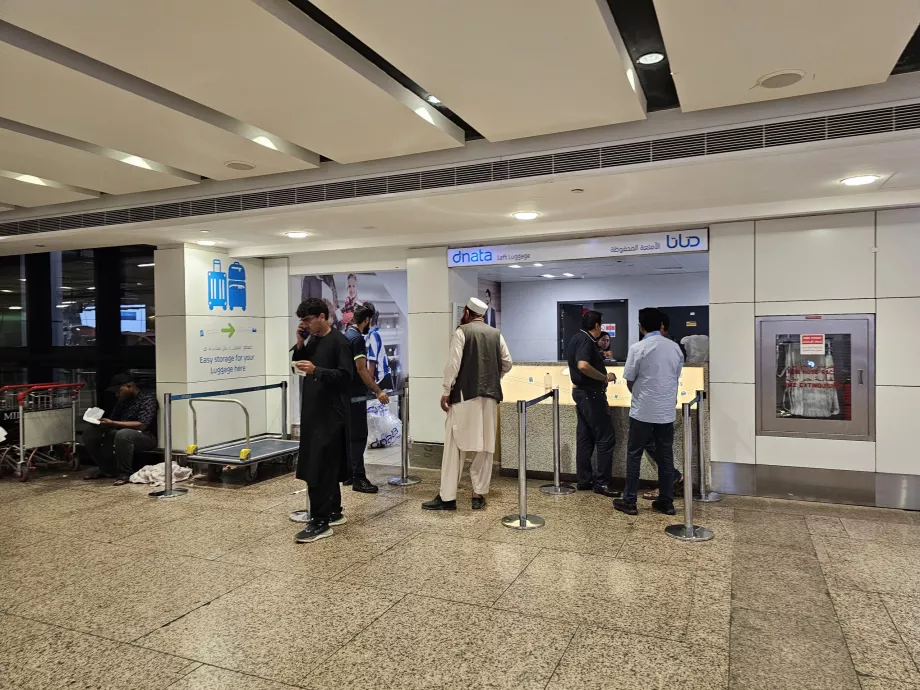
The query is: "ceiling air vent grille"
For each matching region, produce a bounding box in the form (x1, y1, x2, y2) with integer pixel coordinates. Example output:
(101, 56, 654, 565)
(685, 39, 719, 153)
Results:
(3, 101, 918, 236)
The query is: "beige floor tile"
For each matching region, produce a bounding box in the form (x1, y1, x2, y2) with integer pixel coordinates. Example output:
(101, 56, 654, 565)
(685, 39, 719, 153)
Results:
(494, 548, 692, 640)
(882, 594, 920, 668)
(10, 551, 261, 641)
(0, 612, 198, 689)
(733, 510, 817, 554)
(732, 541, 823, 575)
(807, 515, 849, 538)
(174, 485, 291, 512)
(167, 665, 301, 690)
(907, 511, 920, 527)
(138, 572, 404, 686)
(0, 487, 129, 528)
(219, 521, 418, 579)
(686, 567, 732, 650)
(478, 508, 633, 558)
(361, 499, 504, 539)
(730, 608, 859, 690)
(716, 494, 774, 512)
(268, 488, 406, 523)
(0, 525, 46, 559)
(831, 589, 920, 684)
(821, 538, 920, 595)
(341, 531, 538, 606)
(616, 528, 733, 569)
(733, 566, 836, 621)
(114, 508, 289, 559)
(842, 519, 920, 546)
(306, 594, 575, 690)
(860, 679, 920, 689)
(768, 498, 912, 524)
(546, 625, 728, 690)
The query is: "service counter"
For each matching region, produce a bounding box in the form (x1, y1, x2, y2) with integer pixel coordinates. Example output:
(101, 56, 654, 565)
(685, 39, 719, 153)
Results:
(499, 362, 708, 484)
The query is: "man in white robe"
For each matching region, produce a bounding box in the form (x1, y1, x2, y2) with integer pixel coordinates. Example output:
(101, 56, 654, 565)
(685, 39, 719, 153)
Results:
(422, 297, 513, 511)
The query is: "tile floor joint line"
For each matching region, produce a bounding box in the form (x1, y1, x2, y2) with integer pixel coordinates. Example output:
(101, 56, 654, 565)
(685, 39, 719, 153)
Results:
(826, 582, 866, 680)
(880, 594, 920, 677)
(542, 623, 580, 690)
(489, 545, 544, 609)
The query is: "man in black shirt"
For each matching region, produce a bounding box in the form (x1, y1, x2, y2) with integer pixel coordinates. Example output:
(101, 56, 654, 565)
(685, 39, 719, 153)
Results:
(344, 303, 390, 493)
(82, 373, 158, 486)
(565, 310, 620, 497)
(292, 297, 353, 543)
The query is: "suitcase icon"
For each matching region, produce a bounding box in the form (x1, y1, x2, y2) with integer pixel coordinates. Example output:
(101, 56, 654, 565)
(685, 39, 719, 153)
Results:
(227, 261, 247, 311)
(208, 259, 227, 310)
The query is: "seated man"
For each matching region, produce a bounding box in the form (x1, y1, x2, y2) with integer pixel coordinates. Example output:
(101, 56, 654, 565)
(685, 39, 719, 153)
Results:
(83, 373, 158, 485)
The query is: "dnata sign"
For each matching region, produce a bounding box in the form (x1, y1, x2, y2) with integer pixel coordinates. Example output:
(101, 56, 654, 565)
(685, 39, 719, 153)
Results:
(447, 229, 708, 268)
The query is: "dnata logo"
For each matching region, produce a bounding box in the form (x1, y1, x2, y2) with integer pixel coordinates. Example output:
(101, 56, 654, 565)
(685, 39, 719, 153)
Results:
(666, 233, 701, 249)
(452, 248, 493, 265)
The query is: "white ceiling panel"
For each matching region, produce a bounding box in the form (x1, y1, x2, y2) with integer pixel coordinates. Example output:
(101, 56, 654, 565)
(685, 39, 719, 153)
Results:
(0, 42, 316, 181)
(2, 0, 465, 163)
(313, 0, 646, 141)
(0, 127, 197, 195)
(654, 0, 920, 111)
(0, 175, 98, 207)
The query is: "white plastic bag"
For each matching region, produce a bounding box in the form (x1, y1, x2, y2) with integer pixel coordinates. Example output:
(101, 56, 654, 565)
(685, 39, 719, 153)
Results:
(367, 400, 401, 448)
(129, 461, 192, 486)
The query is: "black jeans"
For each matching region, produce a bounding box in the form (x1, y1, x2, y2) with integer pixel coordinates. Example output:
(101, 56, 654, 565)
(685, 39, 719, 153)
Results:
(83, 426, 157, 478)
(642, 439, 683, 484)
(309, 432, 345, 526)
(624, 418, 675, 505)
(572, 388, 615, 487)
(350, 401, 369, 478)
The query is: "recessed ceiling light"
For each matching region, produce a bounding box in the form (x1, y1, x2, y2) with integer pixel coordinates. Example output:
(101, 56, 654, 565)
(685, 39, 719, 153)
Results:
(512, 211, 540, 221)
(252, 135, 277, 150)
(533, 263, 543, 267)
(19, 278, 26, 282)
(200, 230, 211, 234)
(284, 231, 310, 239)
(16, 174, 45, 186)
(87, 287, 95, 290)
(509, 264, 522, 269)
(426, 95, 441, 105)
(137, 263, 155, 268)
(121, 155, 151, 170)
(60, 286, 71, 290)
(756, 69, 805, 89)
(841, 175, 881, 186)
(541, 274, 556, 279)
(0, 289, 11, 293)
(563, 273, 575, 277)
(637, 52, 665, 65)
(9, 306, 22, 310)
(196, 240, 217, 246)
(570, 188, 584, 194)
(225, 160, 256, 171)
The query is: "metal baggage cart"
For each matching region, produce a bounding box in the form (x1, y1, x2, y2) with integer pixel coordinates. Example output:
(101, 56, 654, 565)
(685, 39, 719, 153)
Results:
(0, 383, 84, 481)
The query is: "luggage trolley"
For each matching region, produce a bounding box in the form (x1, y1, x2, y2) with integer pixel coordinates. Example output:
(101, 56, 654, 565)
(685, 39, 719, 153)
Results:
(0, 383, 84, 481)
(179, 382, 298, 483)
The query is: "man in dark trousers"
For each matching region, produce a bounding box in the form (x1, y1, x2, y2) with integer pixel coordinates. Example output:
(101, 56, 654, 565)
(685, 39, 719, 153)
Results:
(344, 302, 390, 494)
(291, 297, 353, 543)
(565, 310, 620, 498)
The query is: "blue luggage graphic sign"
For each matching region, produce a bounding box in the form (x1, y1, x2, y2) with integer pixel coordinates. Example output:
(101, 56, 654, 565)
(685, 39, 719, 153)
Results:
(207, 259, 247, 311)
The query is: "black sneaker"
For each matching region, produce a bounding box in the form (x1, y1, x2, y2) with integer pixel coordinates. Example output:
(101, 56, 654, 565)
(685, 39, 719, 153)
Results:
(651, 499, 676, 515)
(422, 495, 457, 511)
(329, 513, 347, 526)
(295, 523, 333, 543)
(613, 498, 638, 515)
(594, 483, 622, 498)
(471, 495, 486, 510)
(352, 476, 379, 494)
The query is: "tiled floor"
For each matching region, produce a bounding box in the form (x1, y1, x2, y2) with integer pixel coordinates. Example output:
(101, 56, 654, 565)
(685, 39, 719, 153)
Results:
(2, 465, 920, 689)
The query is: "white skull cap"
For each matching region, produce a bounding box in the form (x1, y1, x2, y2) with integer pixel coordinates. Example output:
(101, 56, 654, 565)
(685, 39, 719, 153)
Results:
(466, 297, 488, 315)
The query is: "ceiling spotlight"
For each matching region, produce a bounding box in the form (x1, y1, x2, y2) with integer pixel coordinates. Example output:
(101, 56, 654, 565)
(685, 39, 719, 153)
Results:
(284, 231, 310, 239)
(88, 287, 95, 290)
(512, 211, 540, 221)
(509, 264, 522, 269)
(0, 289, 11, 293)
(19, 278, 26, 282)
(16, 174, 45, 186)
(414, 106, 435, 124)
(200, 230, 211, 234)
(9, 306, 22, 310)
(121, 155, 151, 170)
(137, 263, 155, 268)
(252, 135, 277, 150)
(196, 240, 217, 246)
(637, 52, 665, 65)
(225, 161, 256, 171)
(426, 95, 441, 105)
(841, 175, 881, 186)
(570, 188, 584, 194)
(541, 274, 556, 279)
(533, 263, 544, 267)
(563, 273, 575, 277)
(756, 69, 805, 89)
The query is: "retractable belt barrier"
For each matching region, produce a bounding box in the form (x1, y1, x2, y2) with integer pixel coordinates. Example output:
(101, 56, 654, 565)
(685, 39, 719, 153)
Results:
(664, 391, 715, 542)
(693, 390, 721, 503)
(539, 387, 575, 497)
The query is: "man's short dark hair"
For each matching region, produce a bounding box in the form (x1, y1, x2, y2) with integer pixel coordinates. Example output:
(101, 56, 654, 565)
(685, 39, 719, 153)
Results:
(353, 303, 375, 325)
(296, 297, 328, 319)
(639, 307, 664, 333)
(580, 310, 603, 331)
(659, 310, 670, 330)
(486, 288, 491, 297)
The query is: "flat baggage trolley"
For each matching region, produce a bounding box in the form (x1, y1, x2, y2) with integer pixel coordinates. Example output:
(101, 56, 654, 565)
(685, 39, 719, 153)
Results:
(0, 383, 83, 481)
(180, 382, 298, 483)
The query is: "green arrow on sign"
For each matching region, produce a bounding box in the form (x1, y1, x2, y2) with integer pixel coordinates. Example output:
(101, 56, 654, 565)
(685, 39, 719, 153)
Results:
(221, 323, 236, 338)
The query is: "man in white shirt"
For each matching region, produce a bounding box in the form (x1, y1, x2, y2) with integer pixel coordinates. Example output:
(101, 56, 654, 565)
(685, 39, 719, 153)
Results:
(423, 297, 513, 511)
(614, 307, 684, 516)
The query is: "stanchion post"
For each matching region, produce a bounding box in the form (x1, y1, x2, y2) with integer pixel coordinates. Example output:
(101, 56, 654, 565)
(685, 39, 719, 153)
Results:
(502, 400, 545, 529)
(694, 389, 721, 503)
(540, 387, 575, 496)
(150, 392, 188, 499)
(388, 379, 420, 486)
(280, 380, 288, 440)
(664, 397, 713, 541)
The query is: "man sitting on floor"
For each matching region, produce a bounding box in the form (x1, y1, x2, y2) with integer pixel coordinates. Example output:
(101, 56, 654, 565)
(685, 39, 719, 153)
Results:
(83, 373, 158, 485)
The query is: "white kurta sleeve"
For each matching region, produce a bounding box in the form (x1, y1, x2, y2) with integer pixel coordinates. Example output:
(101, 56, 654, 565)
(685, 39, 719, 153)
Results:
(442, 328, 466, 396)
(499, 334, 513, 377)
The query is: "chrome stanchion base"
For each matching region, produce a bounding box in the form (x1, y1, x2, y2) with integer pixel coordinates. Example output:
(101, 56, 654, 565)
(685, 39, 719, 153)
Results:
(149, 487, 188, 499)
(388, 475, 420, 486)
(502, 513, 545, 530)
(695, 491, 722, 503)
(539, 483, 576, 496)
(665, 524, 714, 542)
(289, 509, 310, 523)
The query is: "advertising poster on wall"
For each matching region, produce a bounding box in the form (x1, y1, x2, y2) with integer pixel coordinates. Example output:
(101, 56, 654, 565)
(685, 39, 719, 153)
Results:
(478, 278, 502, 330)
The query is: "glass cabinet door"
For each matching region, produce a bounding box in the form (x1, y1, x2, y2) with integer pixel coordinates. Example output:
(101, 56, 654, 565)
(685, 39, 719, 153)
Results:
(756, 315, 874, 440)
